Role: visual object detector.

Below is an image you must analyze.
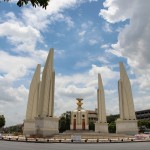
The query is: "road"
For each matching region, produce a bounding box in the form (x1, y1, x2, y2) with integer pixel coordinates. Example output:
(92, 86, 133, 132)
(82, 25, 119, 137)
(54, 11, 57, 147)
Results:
(0, 141, 150, 150)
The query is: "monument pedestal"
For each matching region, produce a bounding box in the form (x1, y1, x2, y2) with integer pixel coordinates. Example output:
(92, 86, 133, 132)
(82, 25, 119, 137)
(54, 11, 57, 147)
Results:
(34, 117, 59, 137)
(95, 122, 108, 133)
(116, 119, 138, 135)
(23, 120, 36, 136)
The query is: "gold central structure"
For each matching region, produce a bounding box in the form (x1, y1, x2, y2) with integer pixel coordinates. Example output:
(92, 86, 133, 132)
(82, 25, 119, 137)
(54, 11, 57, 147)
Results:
(76, 98, 83, 110)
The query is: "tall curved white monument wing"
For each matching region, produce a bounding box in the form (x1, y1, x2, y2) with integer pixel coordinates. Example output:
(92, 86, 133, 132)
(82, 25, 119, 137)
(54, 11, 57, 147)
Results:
(24, 48, 58, 137)
(38, 48, 55, 117)
(95, 73, 108, 133)
(97, 73, 107, 123)
(118, 62, 136, 120)
(116, 62, 138, 135)
(25, 64, 41, 120)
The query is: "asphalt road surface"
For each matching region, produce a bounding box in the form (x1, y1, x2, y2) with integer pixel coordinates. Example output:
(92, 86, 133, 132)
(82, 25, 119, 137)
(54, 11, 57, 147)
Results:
(0, 141, 150, 150)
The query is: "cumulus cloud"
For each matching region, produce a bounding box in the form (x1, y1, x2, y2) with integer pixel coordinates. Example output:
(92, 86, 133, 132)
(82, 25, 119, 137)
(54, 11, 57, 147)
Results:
(103, 22, 112, 32)
(21, 0, 79, 31)
(101, 44, 110, 49)
(78, 30, 86, 37)
(100, 0, 150, 89)
(54, 64, 119, 116)
(77, 21, 102, 44)
(0, 76, 28, 126)
(0, 0, 87, 126)
(0, 20, 42, 52)
(88, 39, 98, 45)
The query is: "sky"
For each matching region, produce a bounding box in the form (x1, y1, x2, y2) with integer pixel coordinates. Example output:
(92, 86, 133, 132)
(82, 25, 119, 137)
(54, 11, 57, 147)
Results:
(0, 0, 150, 126)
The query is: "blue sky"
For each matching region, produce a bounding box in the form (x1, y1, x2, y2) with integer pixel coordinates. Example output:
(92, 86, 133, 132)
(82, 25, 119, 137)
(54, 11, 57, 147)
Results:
(0, 0, 150, 126)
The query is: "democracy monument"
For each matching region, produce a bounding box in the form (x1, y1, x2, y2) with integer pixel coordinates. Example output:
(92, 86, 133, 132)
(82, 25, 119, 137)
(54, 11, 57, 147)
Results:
(23, 48, 138, 137)
(23, 49, 59, 137)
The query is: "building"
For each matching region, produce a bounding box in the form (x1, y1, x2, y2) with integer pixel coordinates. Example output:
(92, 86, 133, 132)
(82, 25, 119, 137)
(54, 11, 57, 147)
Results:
(136, 109, 150, 120)
(87, 109, 98, 123)
(70, 98, 89, 130)
(87, 109, 150, 122)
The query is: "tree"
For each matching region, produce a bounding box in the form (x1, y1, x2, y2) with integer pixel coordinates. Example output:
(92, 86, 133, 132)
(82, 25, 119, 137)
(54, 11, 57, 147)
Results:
(107, 114, 119, 133)
(108, 122, 116, 133)
(59, 116, 66, 133)
(0, 115, 5, 128)
(107, 114, 119, 124)
(3, 0, 50, 9)
(138, 120, 150, 133)
(89, 121, 95, 131)
(59, 111, 71, 133)
(3, 124, 23, 134)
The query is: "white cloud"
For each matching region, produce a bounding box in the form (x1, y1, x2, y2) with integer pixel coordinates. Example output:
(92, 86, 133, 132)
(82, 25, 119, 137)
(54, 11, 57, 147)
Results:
(78, 21, 102, 44)
(0, 51, 37, 74)
(103, 22, 112, 32)
(100, 0, 150, 90)
(21, 0, 79, 31)
(54, 64, 119, 116)
(0, 77, 28, 126)
(134, 94, 150, 111)
(0, 21, 42, 52)
(89, 0, 98, 2)
(88, 39, 98, 45)
(75, 60, 90, 68)
(78, 30, 86, 37)
(100, 0, 135, 23)
(101, 44, 110, 49)
(105, 48, 122, 57)
(97, 56, 109, 64)
(89, 65, 118, 84)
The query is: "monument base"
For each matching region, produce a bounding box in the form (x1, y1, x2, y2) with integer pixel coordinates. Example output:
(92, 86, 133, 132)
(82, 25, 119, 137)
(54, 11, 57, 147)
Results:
(95, 122, 108, 133)
(35, 117, 59, 137)
(23, 120, 36, 136)
(116, 119, 138, 135)
(23, 117, 59, 137)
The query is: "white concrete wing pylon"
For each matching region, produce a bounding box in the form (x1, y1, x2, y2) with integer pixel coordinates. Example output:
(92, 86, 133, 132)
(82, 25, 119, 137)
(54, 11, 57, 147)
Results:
(119, 62, 136, 120)
(97, 73, 107, 123)
(116, 62, 138, 135)
(24, 48, 59, 137)
(26, 64, 41, 120)
(95, 74, 108, 133)
(39, 48, 55, 117)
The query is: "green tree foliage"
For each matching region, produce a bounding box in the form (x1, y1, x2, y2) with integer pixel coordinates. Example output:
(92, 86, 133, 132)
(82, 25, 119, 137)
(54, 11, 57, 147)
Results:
(4, 124, 23, 134)
(138, 120, 150, 132)
(107, 114, 119, 133)
(138, 120, 150, 128)
(89, 121, 95, 131)
(108, 122, 116, 133)
(107, 114, 119, 124)
(59, 111, 71, 133)
(0, 115, 5, 128)
(3, 0, 50, 9)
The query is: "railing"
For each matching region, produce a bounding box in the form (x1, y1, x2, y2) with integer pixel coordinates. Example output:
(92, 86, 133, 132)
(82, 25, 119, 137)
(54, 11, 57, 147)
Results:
(1, 135, 150, 143)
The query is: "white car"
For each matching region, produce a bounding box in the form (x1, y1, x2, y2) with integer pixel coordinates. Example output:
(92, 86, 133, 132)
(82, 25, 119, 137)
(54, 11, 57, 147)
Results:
(0, 133, 2, 139)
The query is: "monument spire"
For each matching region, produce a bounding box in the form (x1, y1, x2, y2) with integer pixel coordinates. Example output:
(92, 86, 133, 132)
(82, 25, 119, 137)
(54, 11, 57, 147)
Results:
(118, 62, 136, 120)
(26, 64, 41, 120)
(116, 62, 138, 135)
(24, 48, 59, 137)
(95, 73, 108, 133)
(38, 48, 55, 117)
(97, 73, 107, 123)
